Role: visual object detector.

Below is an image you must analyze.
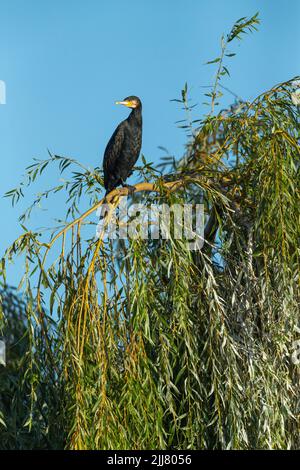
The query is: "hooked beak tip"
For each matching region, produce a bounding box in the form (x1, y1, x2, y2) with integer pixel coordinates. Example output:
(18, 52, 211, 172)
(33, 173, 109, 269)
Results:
(116, 100, 130, 106)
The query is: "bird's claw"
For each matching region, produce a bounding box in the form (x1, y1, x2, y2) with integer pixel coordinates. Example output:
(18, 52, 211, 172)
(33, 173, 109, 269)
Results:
(122, 184, 136, 195)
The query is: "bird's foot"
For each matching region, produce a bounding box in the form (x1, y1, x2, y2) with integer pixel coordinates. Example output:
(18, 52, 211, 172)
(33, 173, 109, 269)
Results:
(121, 181, 136, 195)
(125, 184, 136, 195)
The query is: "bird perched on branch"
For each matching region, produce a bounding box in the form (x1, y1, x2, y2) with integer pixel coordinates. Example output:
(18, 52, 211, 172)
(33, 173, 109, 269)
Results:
(103, 96, 142, 195)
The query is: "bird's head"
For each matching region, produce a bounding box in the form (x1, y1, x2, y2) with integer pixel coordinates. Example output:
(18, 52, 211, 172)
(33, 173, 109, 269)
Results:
(115, 96, 141, 109)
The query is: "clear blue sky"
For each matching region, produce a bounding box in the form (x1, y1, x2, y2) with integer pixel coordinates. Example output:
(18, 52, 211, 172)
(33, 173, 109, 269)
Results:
(0, 0, 299, 287)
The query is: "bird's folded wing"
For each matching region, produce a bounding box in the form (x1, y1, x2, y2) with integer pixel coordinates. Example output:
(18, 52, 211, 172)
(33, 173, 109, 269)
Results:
(103, 122, 125, 176)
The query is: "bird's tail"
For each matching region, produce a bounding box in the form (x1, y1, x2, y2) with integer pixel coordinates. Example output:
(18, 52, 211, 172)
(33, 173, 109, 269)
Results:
(99, 194, 109, 220)
(99, 188, 115, 219)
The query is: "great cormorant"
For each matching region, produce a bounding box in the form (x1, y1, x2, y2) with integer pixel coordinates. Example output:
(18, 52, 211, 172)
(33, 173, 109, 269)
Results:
(103, 96, 142, 195)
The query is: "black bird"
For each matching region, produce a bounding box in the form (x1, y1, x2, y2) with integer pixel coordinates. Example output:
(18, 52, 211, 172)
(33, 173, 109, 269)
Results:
(103, 96, 142, 195)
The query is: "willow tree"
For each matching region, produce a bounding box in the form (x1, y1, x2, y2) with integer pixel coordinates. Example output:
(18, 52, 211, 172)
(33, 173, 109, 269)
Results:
(0, 285, 62, 449)
(1, 14, 300, 449)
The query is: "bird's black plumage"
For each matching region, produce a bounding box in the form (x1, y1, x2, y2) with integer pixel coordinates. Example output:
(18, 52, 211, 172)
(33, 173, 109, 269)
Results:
(103, 96, 142, 194)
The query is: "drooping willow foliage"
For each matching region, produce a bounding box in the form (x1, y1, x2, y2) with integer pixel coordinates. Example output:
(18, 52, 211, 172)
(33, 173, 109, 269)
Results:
(1, 14, 300, 449)
(0, 285, 61, 449)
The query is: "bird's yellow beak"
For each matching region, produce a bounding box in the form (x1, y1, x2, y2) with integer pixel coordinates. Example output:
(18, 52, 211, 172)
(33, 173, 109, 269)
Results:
(115, 100, 132, 107)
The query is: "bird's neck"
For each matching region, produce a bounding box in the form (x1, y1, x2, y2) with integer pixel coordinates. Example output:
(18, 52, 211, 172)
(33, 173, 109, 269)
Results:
(128, 106, 142, 126)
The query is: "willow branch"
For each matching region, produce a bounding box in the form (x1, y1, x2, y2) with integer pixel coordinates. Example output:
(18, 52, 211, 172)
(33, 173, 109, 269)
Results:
(47, 180, 184, 249)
